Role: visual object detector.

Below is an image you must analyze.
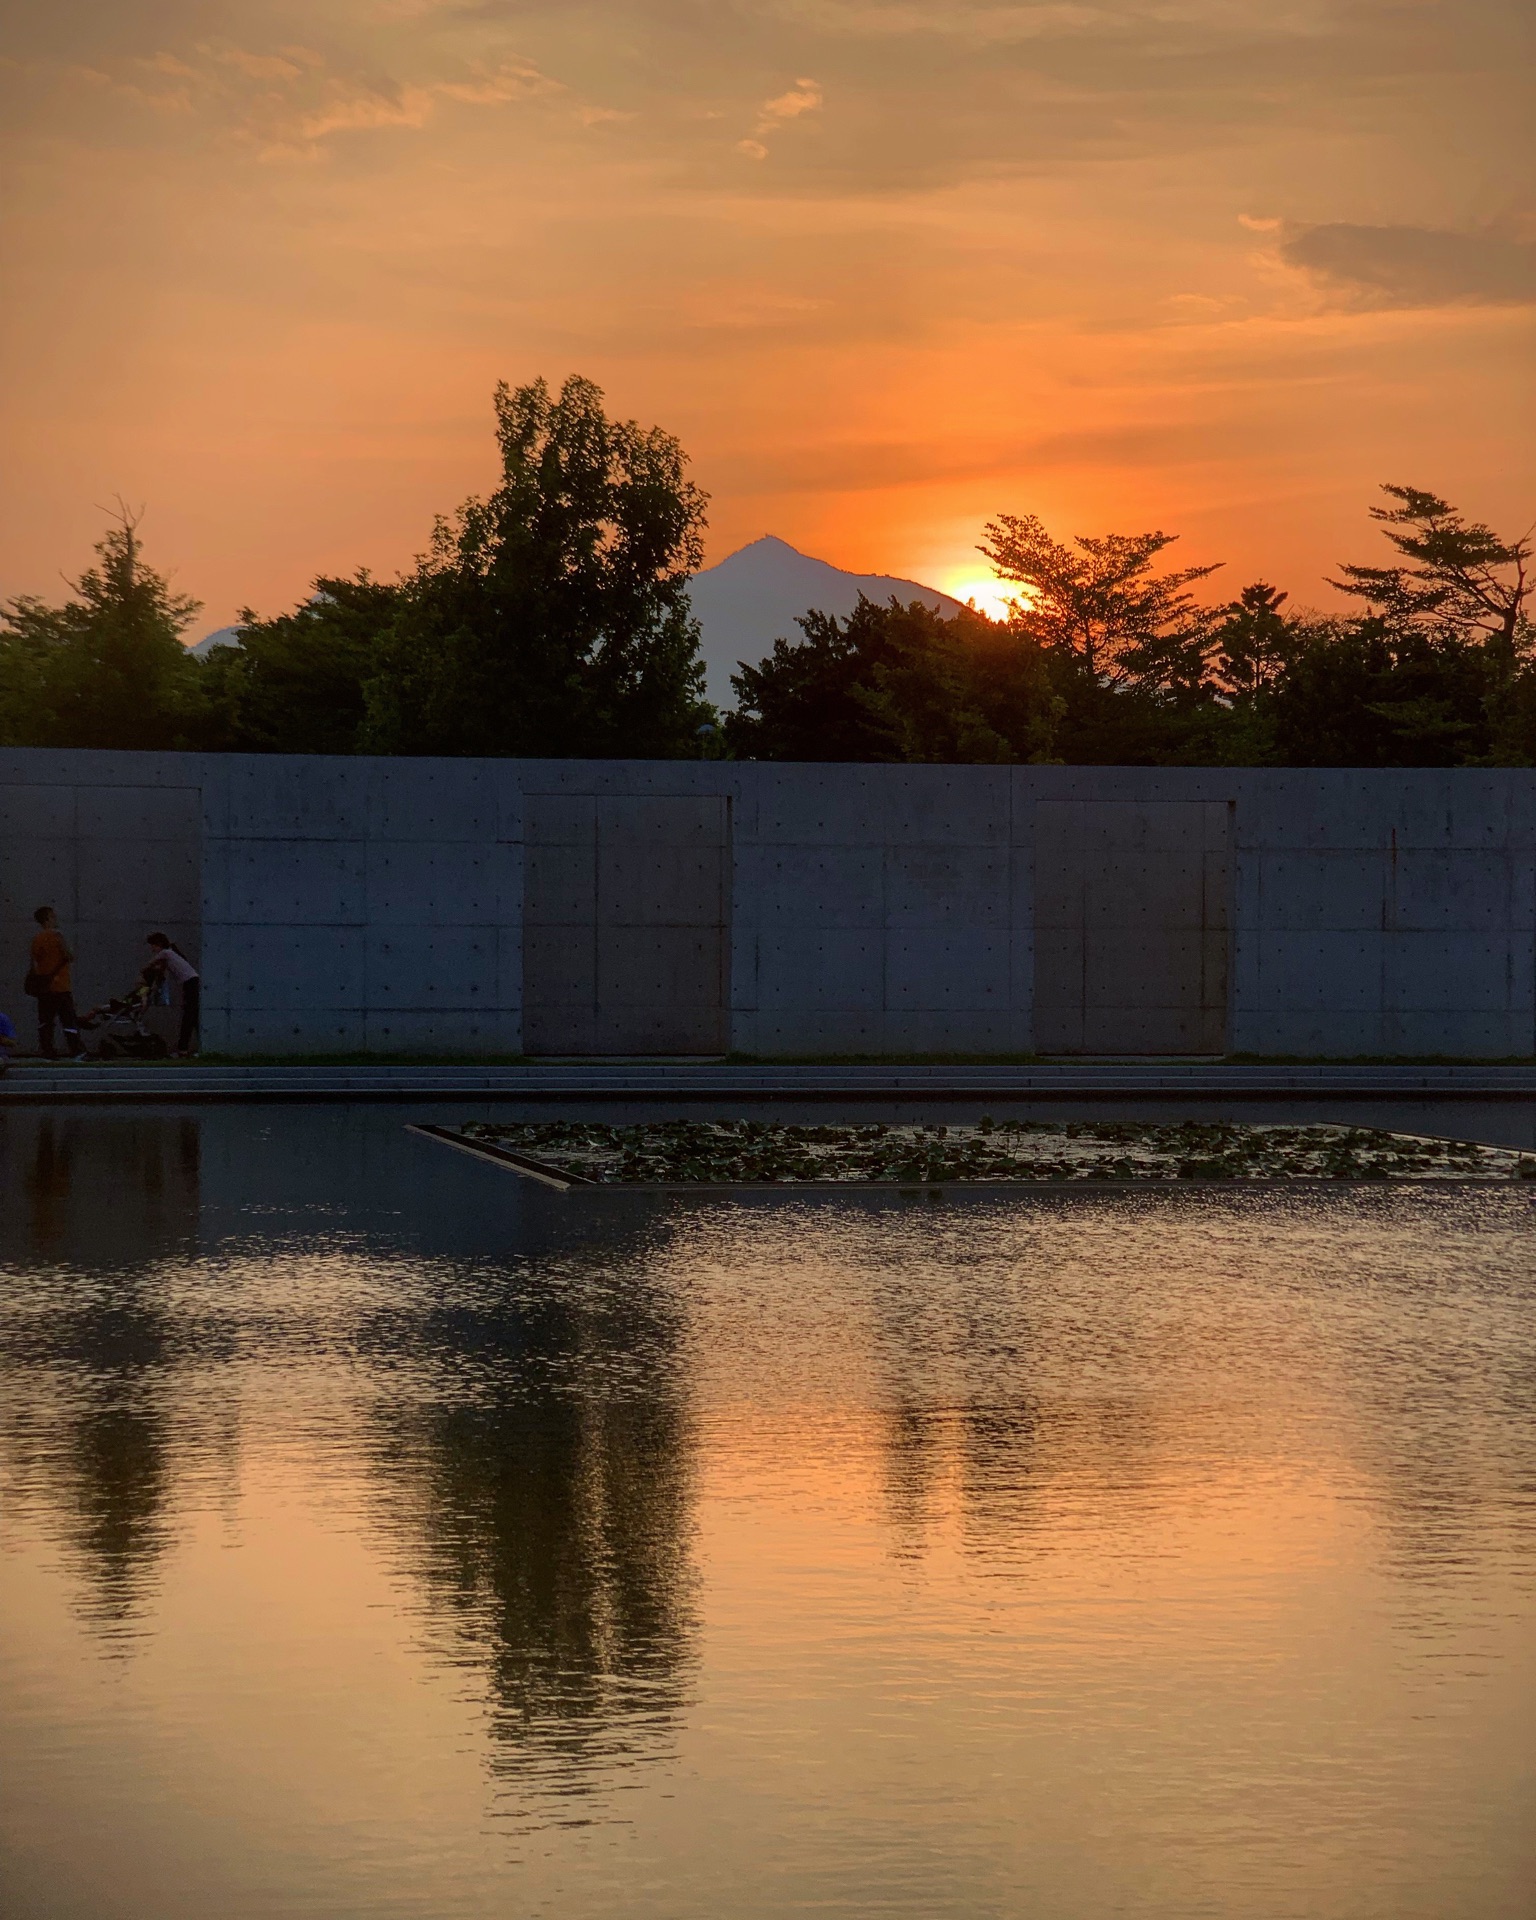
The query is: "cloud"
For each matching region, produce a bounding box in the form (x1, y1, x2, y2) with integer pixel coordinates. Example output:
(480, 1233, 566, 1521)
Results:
(60, 36, 563, 157)
(739, 75, 823, 158)
(1279, 222, 1536, 309)
(758, 78, 824, 125)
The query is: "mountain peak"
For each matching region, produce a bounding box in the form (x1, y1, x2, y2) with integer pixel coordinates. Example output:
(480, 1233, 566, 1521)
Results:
(687, 537, 964, 704)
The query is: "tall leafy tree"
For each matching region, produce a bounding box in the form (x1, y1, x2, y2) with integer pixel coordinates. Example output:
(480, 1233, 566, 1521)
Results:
(1265, 617, 1490, 767)
(1212, 582, 1294, 700)
(363, 377, 712, 757)
(979, 514, 1221, 693)
(203, 573, 400, 754)
(1332, 485, 1531, 649)
(728, 597, 1061, 763)
(0, 507, 204, 749)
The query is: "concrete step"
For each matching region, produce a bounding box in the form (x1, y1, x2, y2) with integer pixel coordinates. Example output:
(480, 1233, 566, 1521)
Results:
(4, 1061, 1536, 1101)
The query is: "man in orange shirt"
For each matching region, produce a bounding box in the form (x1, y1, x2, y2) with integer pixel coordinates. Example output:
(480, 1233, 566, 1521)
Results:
(29, 906, 84, 1059)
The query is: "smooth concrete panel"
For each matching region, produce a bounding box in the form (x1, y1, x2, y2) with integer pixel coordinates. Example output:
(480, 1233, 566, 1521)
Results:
(219, 1008, 368, 1051)
(883, 846, 1010, 930)
(524, 790, 728, 1054)
(363, 1010, 523, 1053)
(885, 931, 1010, 1010)
(74, 785, 199, 840)
(873, 1010, 1029, 1052)
(224, 758, 372, 839)
(1254, 852, 1385, 931)
(598, 844, 726, 927)
(3, 752, 1533, 1058)
(1387, 852, 1515, 932)
(522, 926, 596, 1011)
(754, 766, 1009, 846)
(364, 842, 517, 925)
(2, 834, 79, 922)
(0, 783, 77, 840)
(1084, 931, 1215, 1010)
(1033, 800, 1230, 1053)
(77, 839, 200, 925)
(876, 768, 1010, 847)
(364, 928, 500, 1008)
(1251, 933, 1383, 1012)
(734, 846, 885, 931)
(215, 925, 367, 1012)
(1381, 781, 1529, 849)
(1381, 1012, 1534, 1055)
(597, 794, 726, 847)
(590, 1004, 720, 1054)
(523, 840, 596, 928)
(595, 926, 726, 1040)
(1239, 772, 1532, 851)
(745, 1013, 888, 1055)
(755, 930, 885, 1013)
(523, 793, 597, 847)
(370, 762, 503, 843)
(1382, 934, 1528, 1013)
(224, 841, 368, 925)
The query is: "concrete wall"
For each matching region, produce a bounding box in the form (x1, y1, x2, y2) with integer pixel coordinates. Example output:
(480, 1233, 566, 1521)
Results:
(1, 749, 1532, 1057)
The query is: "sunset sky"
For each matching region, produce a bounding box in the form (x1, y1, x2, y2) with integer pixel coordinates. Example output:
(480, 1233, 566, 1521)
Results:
(2, 0, 1532, 637)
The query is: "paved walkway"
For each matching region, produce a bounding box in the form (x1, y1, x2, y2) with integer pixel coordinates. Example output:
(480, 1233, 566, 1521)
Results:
(4, 1060, 1535, 1102)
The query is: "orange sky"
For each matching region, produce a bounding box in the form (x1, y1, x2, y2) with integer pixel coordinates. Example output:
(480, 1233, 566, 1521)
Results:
(2, 0, 1532, 638)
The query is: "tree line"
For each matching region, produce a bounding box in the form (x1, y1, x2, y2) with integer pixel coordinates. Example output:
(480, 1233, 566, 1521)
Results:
(2, 376, 1531, 766)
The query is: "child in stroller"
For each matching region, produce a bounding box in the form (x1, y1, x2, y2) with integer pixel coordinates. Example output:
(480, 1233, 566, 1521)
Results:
(79, 975, 171, 1060)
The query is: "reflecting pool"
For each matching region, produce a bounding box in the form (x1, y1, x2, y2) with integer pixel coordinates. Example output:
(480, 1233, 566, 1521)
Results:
(1, 1105, 1534, 1919)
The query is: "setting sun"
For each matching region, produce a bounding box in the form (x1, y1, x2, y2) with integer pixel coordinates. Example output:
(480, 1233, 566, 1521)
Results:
(939, 573, 1029, 623)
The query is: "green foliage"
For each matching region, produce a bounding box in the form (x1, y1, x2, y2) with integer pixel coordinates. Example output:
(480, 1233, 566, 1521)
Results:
(9, 459, 1533, 771)
(727, 597, 1061, 763)
(361, 376, 712, 757)
(204, 573, 398, 754)
(979, 513, 1221, 691)
(732, 489, 1535, 768)
(1263, 616, 1491, 767)
(0, 509, 205, 749)
(1332, 484, 1531, 648)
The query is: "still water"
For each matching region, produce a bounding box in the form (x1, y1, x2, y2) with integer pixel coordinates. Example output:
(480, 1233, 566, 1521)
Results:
(1, 1105, 1533, 1920)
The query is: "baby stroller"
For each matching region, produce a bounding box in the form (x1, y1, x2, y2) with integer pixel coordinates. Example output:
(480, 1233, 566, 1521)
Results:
(80, 978, 170, 1060)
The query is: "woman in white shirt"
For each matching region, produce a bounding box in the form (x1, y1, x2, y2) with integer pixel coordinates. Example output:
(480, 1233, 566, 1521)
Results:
(145, 933, 200, 1057)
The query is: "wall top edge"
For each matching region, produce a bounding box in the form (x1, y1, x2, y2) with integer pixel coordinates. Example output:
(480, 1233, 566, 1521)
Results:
(2, 748, 1535, 792)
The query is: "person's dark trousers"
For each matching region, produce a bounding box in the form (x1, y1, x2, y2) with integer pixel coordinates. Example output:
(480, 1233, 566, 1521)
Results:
(37, 991, 83, 1058)
(177, 978, 200, 1055)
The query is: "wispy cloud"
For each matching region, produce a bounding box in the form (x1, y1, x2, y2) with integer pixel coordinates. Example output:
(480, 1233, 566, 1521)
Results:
(738, 76, 823, 158)
(69, 37, 562, 157)
(1279, 222, 1536, 309)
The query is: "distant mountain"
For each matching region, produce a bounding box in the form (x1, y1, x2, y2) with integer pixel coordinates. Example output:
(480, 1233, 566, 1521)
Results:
(189, 625, 241, 657)
(183, 538, 965, 707)
(686, 535, 964, 707)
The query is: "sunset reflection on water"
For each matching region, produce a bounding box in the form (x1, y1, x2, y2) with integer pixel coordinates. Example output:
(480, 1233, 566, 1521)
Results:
(1, 1106, 1533, 1919)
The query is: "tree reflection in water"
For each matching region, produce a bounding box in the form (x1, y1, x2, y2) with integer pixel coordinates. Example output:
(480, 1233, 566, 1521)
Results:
(363, 1255, 698, 1797)
(377, 1392, 695, 1790)
(0, 1112, 207, 1642)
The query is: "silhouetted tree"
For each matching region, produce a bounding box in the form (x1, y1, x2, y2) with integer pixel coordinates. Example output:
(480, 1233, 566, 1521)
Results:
(1265, 617, 1490, 767)
(1213, 582, 1294, 700)
(979, 513, 1221, 693)
(1332, 484, 1531, 649)
(727, 596, 1062, 762)
(361, 377, 712, 757)
(203, 573, 399, 754)
(0, 507, 205, 749)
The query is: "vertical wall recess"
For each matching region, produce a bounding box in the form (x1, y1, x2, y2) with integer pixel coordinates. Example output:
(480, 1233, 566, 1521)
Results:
(523, 794, 730, 1055)
(1033, 800, 1231, 1054)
